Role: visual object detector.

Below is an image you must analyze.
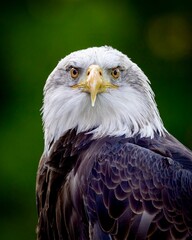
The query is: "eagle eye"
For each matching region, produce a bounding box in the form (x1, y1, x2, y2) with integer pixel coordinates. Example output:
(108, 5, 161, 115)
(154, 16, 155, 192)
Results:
(111, 68, 120, 79)
(70, 67, 79, 79)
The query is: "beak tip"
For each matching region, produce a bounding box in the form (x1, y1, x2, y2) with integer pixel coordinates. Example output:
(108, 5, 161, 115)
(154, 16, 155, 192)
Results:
(91, 94, 96, 107)
(91, 100, 95, 107)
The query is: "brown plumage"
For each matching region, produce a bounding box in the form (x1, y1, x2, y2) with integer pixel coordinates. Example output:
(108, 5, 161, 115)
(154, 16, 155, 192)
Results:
(36, 129, 192, 239)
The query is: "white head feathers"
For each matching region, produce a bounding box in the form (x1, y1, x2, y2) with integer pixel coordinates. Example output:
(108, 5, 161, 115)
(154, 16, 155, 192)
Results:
(42, 46, 166, 152)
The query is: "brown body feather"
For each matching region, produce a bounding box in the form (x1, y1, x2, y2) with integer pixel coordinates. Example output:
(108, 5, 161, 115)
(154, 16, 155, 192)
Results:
(36, 129, 192, 240)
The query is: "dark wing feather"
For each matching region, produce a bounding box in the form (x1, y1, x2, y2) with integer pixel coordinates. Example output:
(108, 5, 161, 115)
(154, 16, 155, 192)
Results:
(36, 129, 94, 240)
(36, 131, 192, 240)
(84, 135, 192, 240)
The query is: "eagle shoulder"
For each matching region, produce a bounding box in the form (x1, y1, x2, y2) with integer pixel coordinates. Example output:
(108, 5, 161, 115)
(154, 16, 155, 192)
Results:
(83, 134, 192, 239)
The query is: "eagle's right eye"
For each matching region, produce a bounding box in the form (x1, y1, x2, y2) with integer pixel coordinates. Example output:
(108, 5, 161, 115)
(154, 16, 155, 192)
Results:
(70, 67, 79, 79)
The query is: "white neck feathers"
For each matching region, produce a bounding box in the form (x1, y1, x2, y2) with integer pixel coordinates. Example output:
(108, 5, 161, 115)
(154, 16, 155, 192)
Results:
(42, 84, 165, 152)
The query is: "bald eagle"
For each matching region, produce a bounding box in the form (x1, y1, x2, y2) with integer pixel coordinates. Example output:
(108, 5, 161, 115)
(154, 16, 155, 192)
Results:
(36, 46, 192, 240)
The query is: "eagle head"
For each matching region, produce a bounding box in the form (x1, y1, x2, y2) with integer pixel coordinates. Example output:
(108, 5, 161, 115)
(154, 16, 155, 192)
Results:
(42, 46, 165, 152)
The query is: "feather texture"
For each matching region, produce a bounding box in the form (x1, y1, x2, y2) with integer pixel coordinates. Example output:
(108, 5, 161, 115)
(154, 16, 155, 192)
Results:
(42, 46, 165, 152)
(36, 130, 192, 240)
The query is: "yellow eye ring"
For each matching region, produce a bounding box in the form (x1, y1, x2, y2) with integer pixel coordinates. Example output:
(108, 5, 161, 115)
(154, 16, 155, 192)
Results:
(70, 67, 79, 79)
(111, 68, 120, 79)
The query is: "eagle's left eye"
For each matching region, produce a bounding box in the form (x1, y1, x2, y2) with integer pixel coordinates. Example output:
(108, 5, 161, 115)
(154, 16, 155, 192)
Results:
(70, 67, 79, 79)
(111, 68, 120, 79)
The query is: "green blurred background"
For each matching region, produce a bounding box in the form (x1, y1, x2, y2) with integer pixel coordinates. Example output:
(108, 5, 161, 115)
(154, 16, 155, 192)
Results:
(0, 0, 191, 239)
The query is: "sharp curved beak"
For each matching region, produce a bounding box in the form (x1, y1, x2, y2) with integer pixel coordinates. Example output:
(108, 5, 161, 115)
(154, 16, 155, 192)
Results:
(86, 65, 104, 107)
(72, 65, 117, 107)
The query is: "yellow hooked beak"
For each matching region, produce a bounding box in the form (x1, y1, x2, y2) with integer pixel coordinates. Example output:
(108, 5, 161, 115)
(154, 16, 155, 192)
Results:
(72, 65, 118, 107)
